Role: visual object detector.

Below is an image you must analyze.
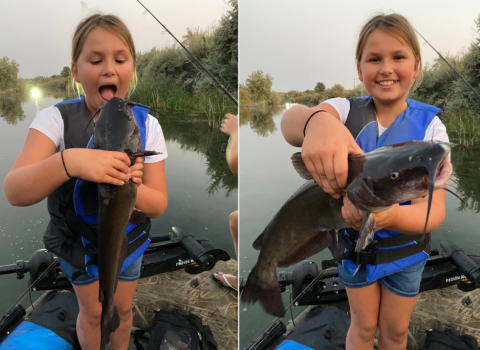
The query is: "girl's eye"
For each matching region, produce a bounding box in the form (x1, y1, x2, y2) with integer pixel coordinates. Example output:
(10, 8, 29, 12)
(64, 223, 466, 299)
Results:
(90, 61, 101, 65)
(116, 60, 125, 64)
(369, 58, 379, 62)
(394, 56, 404, 60)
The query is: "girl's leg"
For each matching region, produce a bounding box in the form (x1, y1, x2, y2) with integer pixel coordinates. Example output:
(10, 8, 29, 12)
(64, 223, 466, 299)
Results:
(110, 280, 139, 350)
(72, 281, 102, 350)
(229, 210, 238, 257)
(345, 282, 381, 350)
(377, 285, 417, 349)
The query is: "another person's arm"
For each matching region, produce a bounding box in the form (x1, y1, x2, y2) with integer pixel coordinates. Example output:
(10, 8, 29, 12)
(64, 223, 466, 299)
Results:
(221, 113, 238, 175)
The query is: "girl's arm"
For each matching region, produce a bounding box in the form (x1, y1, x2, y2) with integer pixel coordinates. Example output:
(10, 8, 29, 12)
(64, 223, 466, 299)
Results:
(281, 103, 363, 198)
(342, 190, 446, 234)
(133, 160, 168, 219)
(4, 129, 131, 207)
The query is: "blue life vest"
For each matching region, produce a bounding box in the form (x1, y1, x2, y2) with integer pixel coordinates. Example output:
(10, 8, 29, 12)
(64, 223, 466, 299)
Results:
(342, 96, 441, 282)
(73, 105, 151, 279)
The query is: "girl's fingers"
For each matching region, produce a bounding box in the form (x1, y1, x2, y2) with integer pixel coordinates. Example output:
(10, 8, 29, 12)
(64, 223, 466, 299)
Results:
(321, 156, 342, 197)
(112, 158, 130, 174)
(333, 150, 348, 192)
(112, 151, 132, 167)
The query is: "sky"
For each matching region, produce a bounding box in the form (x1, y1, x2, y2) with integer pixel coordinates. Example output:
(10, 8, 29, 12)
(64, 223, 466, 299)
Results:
(239, 0, 480, 92)
(0, 0, 230, 79)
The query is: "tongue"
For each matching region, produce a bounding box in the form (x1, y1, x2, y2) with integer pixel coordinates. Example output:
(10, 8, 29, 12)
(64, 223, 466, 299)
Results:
(100, 86, 115, 101)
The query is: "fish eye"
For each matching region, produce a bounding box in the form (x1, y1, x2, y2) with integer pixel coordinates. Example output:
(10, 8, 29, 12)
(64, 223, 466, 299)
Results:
(390, 172, 400, 180)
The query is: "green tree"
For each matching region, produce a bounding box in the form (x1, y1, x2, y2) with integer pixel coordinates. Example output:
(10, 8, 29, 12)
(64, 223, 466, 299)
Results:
(0, 57, 20, 92)
(245, 70, 273, 102)
(60, 66, 70, 77)
(324, 84, 345, 99)
(314, 82, 325, 93)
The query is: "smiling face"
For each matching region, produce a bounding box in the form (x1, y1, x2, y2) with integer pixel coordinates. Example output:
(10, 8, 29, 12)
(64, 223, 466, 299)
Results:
(357, 29, 419, 107)
(71, 27, 134, 116)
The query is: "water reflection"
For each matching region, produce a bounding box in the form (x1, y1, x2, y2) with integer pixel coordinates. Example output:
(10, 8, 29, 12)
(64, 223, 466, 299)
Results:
(240, 105, 283, 137)
(0, 92, 27, 125)
(450, 145, 480, 213)
(158, 115, 237, 197)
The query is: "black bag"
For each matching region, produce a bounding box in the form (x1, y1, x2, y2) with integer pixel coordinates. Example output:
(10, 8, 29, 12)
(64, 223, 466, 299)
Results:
(284, 305, 350, 350)
(134, 309, 217, 350)
(422, 328, 479, 350)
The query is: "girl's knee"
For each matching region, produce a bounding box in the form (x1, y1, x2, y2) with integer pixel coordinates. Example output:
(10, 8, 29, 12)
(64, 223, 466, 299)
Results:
(379, 323, 408, 344)
(81, 304, 102, 327)
(116, 303, 133, 322)
(229, 210, 238, 230)
(352, 317, 378, 342)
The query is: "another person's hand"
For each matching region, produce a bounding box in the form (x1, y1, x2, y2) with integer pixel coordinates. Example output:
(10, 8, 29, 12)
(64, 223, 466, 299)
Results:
(220, 114, 238, 136)
(302, 113, 363, 199)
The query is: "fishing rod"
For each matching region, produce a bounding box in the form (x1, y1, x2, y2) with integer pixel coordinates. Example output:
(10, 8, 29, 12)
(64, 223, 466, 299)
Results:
(136, 0, 238, 107)
(414, 28, 480, 103)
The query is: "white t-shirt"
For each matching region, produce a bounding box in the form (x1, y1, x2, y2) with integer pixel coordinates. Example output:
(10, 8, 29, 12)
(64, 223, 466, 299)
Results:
(324, 97, 449, 143)
(29, 106, 168, 163)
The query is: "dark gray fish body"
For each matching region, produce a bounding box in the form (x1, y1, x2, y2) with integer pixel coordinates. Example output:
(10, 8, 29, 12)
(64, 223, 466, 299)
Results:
(93, 97, 158, 349)
(242, 141, 452, 317)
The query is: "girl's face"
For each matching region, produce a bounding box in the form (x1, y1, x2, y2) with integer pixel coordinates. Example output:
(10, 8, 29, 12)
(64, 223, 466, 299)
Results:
(71, 27, 134, 116)
(357, 29, 418, 106)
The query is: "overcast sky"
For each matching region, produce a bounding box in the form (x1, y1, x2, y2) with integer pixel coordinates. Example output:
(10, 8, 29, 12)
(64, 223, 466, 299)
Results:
(239, 0, 480, 92)
(0, 0, 230, 79)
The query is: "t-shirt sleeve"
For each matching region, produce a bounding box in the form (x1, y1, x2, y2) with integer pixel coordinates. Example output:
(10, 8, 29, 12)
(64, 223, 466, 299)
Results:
(144, 115, 168, 163)
(28, 106, 64, 150)
(323, 97, 350, 124)
(425, 116, 449, 143)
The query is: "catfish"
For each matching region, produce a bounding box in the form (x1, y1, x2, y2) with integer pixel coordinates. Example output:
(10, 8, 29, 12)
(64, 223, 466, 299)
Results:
(92, 97, 159, 349)
(241, 141, 453, 317)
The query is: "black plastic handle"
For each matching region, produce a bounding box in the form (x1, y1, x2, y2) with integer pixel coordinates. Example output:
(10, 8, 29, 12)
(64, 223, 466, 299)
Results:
(441, 241, 480, 289)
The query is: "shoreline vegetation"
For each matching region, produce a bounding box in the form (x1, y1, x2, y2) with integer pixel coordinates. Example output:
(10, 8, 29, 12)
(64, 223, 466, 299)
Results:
(241, 14, 480, 144)
(1, 0, 237, 126)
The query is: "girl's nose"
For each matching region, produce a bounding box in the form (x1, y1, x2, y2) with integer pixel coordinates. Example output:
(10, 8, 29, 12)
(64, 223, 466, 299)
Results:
(379, 59, 394, 75)
(102, 60, 115, 77)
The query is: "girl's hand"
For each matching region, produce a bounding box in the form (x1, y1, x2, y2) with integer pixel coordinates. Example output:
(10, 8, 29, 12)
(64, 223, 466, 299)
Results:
(65, 148, 131, 186)
(129, 157, 144, 187)
(302, 112, 363, 199)
(341, 197, 363, 230)
(342, 196, 399, 231)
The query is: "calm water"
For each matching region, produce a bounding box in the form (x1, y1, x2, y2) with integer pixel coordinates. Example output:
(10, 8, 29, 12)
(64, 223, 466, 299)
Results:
(238, 105, 480, 347)
(0, 92, 237, 315)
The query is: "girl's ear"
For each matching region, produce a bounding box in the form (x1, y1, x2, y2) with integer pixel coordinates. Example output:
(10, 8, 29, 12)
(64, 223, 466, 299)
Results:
(357, 62, 364, 82)
(413, 59, 419, 79)
(71, 62, 80, 83)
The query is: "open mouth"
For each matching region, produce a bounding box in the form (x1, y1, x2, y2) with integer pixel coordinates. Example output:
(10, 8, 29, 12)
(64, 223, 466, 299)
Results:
(99, 84, 117, 102)
(376, 80, 399, 87)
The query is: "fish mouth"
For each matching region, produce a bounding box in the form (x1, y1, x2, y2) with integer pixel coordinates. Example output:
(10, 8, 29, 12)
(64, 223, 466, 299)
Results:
(99, 84, 117, 102)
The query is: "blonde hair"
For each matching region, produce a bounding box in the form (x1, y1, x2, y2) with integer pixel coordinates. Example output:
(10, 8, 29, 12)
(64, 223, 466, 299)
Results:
(71, 14, 138, 97)
(356, 13, 423, 92)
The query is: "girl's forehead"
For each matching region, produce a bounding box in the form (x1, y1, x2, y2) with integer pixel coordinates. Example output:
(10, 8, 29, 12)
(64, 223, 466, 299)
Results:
(363, 29, 412, 53)
(81, 27, 131, 54)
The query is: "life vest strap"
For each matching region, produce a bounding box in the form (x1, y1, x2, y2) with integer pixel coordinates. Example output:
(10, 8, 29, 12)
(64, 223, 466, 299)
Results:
(322, 230, 430, 269)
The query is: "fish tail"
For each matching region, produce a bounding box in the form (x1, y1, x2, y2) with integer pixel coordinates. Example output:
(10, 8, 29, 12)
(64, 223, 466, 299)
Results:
(100, 302, 120, 350)
(241, 265, 284, 317)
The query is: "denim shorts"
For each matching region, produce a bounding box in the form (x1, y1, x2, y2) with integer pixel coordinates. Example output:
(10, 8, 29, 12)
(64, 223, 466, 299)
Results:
(57, 255, 143, 286)
(337, 259, 427, 298)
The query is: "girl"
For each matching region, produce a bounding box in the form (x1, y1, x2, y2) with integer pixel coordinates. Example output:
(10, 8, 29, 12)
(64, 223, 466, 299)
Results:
(3, 14, 168, 350)
(282, 14, 450, 350)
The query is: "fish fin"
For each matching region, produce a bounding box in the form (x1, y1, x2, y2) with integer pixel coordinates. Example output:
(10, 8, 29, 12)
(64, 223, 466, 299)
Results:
(98, 183, 116, 199)
(132, 150, 161, 158)
(100, 304, 120, 348)
(252, 232, 264, 250)
(241, 265, 285, 317)
(129, 209, 148, 224)
(352, 265, 360, 276)
(355, 212, 376, 253)
(277, 230, 332, 267)
(291, 152, 314, 180)
(330, 230, 339, 252)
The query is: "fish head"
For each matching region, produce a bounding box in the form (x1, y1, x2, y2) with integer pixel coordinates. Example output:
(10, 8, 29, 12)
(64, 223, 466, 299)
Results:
(347, 141, 452, 212)
(93, 97, 141, 157)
